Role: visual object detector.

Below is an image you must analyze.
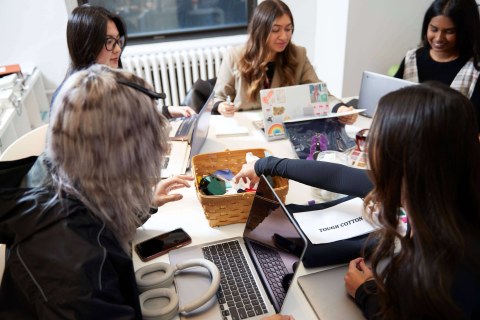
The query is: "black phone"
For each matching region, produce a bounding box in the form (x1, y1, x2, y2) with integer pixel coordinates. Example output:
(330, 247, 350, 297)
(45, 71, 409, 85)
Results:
(135, 228, 192, 262)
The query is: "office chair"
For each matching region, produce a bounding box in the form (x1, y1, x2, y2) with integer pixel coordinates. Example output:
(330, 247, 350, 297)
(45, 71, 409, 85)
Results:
(181, 78, 216, 113)
(0, 123, 48, 283)
(0, 244, 4, 284)
(0, 123, 48, 161)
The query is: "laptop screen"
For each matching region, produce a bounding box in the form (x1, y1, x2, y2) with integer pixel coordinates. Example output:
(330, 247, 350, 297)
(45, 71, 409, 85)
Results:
(243, 176, 307, 312)
(358, 71, 417, 118)
(190, 91, 214, 159)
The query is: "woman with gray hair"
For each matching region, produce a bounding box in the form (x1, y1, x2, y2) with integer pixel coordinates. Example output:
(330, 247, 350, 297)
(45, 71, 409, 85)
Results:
(0, 65, 191, 318)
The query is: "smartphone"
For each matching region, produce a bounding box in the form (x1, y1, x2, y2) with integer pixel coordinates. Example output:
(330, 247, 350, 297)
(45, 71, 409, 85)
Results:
(135, 228, 192, 262)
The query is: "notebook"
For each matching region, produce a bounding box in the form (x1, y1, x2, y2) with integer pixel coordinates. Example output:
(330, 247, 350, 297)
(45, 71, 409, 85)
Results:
(358, 71, 417, 118)
(169, 175, 308, 319)
(161, 91, 214, 178)
(297, 265, 364, 320)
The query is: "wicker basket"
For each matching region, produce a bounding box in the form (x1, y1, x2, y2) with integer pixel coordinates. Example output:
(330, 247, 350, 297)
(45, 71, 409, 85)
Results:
(191, 148, 289, 227)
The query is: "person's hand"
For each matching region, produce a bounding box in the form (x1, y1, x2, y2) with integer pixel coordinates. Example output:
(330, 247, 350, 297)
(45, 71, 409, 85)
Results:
(337, 105, 358, 125)
(233, 160, 259, 189)
(262, 315, 295, 320)
(218, 101, 236, 117)
(152, 175, 194, 207)
(168, 106, 196, 118)
(344, 257, 374, 298)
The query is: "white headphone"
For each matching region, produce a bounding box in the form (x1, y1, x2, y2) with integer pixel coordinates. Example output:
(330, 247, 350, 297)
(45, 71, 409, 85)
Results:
(135, 258, 220, 320)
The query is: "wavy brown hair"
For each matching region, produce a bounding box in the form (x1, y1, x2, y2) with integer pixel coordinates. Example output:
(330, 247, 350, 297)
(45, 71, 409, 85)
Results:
(239, 0, 298, 102)
(364, 82, 480, 319)
(47, 65, 169, 252)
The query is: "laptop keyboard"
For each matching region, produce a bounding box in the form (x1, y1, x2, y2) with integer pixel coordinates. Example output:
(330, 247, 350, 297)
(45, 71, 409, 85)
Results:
(202, 240, 268, 320)
(249, 241, 289, 305)
(170, 115, 198, 138)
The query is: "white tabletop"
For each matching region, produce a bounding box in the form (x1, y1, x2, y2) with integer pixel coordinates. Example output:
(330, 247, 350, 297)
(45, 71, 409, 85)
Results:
(133, 111, 372, 319)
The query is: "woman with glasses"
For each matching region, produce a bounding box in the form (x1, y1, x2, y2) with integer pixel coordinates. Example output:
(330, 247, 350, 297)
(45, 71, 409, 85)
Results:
(213, 0, 357, 125)
(53, 4, 195, 118)
(235, 82, 480, 319)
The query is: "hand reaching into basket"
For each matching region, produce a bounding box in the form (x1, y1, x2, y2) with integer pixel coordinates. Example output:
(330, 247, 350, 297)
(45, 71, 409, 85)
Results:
(233, 160, 260, 189)
(153, 175, 195, 207)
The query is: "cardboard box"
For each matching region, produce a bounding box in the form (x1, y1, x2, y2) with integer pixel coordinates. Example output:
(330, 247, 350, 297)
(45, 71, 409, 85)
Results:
(0, 64, 22, 78)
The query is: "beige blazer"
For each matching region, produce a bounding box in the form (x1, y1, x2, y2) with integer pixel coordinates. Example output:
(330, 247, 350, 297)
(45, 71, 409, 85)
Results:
(214, 44, 343, 111)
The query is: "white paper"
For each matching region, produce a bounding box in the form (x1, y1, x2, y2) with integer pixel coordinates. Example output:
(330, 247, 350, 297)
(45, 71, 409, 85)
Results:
(293, 197, 379, 244)
(215, 118, 249, 137)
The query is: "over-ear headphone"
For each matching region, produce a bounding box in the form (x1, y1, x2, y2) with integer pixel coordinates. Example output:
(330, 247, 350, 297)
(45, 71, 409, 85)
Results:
(135, 259, 220, 320)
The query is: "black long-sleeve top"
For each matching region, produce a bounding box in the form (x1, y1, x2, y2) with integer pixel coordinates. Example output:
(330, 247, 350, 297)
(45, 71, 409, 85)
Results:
(254, 156, 480, 319)
(254, 156, 373, 198)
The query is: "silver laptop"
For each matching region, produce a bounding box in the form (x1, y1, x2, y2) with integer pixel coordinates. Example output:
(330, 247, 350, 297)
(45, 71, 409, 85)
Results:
(161, 91, 214, 178)
(169, 175, 308, 319)
(297, 265, 364, 320)
(358, 71, 417, 118)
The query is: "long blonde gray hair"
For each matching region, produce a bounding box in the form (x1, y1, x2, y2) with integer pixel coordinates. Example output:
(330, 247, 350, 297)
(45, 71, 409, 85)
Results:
(47, 65, 169, 251)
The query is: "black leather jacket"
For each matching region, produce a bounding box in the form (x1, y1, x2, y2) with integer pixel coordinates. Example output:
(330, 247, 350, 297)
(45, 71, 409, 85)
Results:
(0, 157, 142, 319)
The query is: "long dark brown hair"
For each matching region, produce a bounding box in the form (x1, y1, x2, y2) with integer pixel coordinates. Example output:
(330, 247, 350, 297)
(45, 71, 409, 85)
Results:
(365, 82, 480, 319)
(66, 5, 126, 75)
(239, 0, 298, 102)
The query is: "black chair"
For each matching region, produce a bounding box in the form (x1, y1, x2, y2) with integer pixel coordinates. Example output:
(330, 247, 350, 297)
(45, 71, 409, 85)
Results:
(181, 78, 216, 113)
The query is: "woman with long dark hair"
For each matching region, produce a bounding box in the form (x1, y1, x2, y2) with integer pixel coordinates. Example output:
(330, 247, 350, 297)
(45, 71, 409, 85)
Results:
(394, 0, 480, 131)
(53, 5, 194, 118)
(234, 82, 480, 318)
(344, 82, 480, 319)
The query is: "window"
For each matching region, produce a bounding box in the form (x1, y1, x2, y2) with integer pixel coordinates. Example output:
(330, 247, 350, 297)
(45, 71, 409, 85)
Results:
(77, 0, 256, 43)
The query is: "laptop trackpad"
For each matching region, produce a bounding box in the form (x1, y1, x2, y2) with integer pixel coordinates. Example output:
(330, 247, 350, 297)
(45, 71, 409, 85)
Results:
(175, 267, 221, 319)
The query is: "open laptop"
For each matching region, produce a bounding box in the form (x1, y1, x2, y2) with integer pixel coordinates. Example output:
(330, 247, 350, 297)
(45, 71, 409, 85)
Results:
(169, 175, 308, 319)
(297, 265, 364, 320)
(161, 91, 214, 178)
(259, 82, 330, 140)
(358, 71, 417, 118)
(259, 83, 364, 141)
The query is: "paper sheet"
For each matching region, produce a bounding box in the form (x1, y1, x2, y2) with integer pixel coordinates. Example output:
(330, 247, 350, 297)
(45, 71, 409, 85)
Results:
(293, 197, 379, 244)
(214, 118, 249, 137)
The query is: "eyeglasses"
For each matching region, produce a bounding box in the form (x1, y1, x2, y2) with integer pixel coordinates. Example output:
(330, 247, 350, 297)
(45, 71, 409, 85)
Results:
(355, 128, 369, 151)
(117, 80, 166, 100)
(104, 36, 125, 51)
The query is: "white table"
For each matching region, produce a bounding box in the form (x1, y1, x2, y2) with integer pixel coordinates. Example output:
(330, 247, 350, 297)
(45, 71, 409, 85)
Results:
(133, 111, 372, 319)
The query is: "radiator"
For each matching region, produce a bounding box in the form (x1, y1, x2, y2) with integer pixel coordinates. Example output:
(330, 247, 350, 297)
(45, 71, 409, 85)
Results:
(122, 36, 245, 106)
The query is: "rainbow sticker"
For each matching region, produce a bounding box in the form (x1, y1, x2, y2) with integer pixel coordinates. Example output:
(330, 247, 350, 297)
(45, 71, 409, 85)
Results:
(267, 123, 285, 136)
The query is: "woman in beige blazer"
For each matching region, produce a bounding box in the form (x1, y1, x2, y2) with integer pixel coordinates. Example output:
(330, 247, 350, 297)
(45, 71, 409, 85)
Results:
(213, 0, 357, 124)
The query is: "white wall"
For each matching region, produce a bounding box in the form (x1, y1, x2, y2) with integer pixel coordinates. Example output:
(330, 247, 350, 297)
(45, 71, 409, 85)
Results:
(0, 0, 71, 96)
(260, 0, 431, 97)
(341, 0, 431, 97)
(0, 0, 432, 99)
